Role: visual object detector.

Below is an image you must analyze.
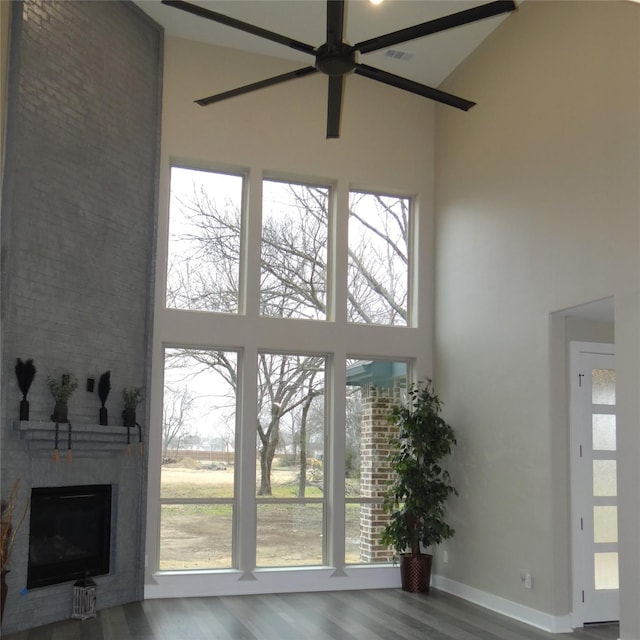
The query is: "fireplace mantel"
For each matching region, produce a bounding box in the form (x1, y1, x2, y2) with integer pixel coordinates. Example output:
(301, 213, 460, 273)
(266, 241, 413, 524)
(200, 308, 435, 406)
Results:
(13, 420, 143, 455)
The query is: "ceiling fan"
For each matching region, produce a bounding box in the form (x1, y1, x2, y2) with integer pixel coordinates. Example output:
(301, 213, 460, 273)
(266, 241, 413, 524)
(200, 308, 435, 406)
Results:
(161, 0, 517, 138)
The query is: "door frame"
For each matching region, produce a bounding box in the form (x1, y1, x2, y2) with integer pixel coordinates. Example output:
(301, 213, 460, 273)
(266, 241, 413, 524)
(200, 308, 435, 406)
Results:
(569, 340, 617, 627)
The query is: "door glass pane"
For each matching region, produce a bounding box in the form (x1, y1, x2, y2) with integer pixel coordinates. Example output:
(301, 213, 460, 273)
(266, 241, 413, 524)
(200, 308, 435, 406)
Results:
(256, 503, 324, 567)
(592, 414, 616, 451)
(261, 180, 328, 320)
(348, 192, 410, 326)
(593, 460, 617, 497)
(594, 552, 619, 590)
(167, 167, 243, 313)
(593, 506, 618, 543)
(592, 368, 615, 405)
(344, 359, 407, 564)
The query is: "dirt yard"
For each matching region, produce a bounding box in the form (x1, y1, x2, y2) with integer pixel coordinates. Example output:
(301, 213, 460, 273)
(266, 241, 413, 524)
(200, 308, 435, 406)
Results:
(159, 459, 344, 570)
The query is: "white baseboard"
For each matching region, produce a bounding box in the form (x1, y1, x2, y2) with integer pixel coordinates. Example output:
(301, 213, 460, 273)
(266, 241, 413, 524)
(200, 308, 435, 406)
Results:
(431, 574, 573, 634)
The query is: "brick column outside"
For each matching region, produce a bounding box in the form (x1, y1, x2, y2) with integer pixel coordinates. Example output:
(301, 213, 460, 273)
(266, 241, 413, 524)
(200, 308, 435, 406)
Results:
(359, 384, 401, 562)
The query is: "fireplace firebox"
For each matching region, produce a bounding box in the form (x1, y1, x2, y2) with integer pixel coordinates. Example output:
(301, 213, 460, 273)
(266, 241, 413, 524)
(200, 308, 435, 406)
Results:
(27, 484, 112, 589)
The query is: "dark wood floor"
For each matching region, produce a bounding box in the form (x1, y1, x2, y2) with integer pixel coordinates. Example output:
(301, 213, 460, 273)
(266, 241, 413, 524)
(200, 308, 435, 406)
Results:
(2, 589, 619, 640)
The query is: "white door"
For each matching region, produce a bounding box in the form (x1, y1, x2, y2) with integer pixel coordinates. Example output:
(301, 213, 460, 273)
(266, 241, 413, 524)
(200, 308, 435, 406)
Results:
(570, 342, 618, 626)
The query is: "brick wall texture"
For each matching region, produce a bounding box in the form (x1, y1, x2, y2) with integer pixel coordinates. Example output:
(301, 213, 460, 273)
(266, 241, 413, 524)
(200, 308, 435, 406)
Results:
(0, 1, 162, 633)
(359, 385, 401, 563)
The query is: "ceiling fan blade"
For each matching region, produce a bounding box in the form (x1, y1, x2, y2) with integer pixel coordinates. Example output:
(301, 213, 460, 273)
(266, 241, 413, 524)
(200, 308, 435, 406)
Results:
(161, 0, 317, 56)
(326, 75, 345, 139)
(354, 63, 475, 111)
(326, 0, 346, 48)
(353, 0, 517, 55)
(195, 67, 318, 106)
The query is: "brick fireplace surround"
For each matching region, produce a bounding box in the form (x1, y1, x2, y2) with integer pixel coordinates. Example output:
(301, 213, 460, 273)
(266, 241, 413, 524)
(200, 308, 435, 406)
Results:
(0, 1, 162, 633)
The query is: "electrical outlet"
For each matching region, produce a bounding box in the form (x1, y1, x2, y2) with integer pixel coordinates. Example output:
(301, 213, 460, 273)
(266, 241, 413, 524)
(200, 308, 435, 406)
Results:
(443, 550, 449, 564)
(521, 572, 532, 589)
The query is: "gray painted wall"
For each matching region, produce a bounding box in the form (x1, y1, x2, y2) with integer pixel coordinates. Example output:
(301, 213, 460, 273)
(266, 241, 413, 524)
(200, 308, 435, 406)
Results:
(0, 1, 162, 633)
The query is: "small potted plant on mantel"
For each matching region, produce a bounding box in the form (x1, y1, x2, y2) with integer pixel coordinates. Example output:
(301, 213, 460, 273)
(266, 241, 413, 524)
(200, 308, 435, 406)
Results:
(47, 370, 78, 423)
(122, 386, 143, 428)
(381, 379, 457, 593)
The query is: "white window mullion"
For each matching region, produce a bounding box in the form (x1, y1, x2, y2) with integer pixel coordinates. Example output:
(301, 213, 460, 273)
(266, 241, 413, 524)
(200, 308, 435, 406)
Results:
(327, 351, 346, 572)
(331, 180, 350, 325)
(327, 181, 348, 570)
(242, 167, 263, 318)
(237, 342, 258, 576)
(236, 167, 261, 574)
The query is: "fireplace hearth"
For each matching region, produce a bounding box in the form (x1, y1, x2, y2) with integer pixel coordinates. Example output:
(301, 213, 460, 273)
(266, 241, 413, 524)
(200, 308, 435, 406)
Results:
(27, 484, 112, 589)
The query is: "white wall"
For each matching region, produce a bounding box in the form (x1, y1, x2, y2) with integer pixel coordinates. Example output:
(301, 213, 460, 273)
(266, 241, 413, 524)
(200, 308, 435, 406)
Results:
(434, 0, 639, 636)
(160, 37, 435, 187)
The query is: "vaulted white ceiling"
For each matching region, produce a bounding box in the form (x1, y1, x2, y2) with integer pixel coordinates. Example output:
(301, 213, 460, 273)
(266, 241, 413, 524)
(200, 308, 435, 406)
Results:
(134, 1, 514, 89)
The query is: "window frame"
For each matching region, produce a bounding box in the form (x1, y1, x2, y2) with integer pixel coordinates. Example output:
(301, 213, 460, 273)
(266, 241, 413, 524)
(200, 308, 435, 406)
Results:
(145, 161, 431, 598)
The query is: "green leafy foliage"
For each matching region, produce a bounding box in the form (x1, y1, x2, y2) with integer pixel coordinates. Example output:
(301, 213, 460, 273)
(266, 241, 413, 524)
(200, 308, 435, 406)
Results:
(46, 371, 78, 402)
(381, 379, 457, 557)
(122, 386, 143, 409)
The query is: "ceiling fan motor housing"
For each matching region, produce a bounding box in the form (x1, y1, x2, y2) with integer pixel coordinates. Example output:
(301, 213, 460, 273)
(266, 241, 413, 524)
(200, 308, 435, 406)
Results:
(315, 42, 357, 76)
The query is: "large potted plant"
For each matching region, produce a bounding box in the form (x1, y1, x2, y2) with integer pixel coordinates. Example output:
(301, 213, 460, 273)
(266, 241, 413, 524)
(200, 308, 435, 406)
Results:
(381, 379, 457, 593)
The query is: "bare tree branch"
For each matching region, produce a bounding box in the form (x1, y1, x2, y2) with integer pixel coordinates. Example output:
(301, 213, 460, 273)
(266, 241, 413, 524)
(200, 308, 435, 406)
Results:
(164, 170, 410, 493)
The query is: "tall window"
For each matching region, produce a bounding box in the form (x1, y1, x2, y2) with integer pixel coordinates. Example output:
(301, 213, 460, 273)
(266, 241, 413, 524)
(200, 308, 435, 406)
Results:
(261, 180, 329, 320)
(256, 352, 326, 567)
(166, 167, 244, 313)
(160, 347, 238, 570)
(344, 359, 407, 564)
(348, 192, 410, 325)
(151, 165, 423, 590)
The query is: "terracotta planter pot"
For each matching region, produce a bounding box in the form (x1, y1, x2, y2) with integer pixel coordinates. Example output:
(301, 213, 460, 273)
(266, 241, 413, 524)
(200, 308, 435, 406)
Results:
(400, 553, 432, 593)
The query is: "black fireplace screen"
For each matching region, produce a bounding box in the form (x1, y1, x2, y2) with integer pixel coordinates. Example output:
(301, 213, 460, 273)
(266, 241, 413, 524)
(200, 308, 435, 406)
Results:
(27, 484, 112, 589)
